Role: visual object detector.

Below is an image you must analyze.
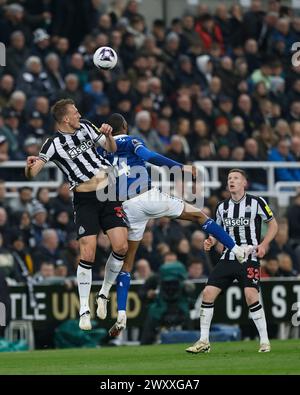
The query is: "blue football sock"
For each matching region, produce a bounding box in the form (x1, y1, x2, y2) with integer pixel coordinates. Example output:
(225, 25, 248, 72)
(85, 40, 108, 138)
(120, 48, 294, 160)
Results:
(116, 271, 131, 311)
(202, 218, 235, 250)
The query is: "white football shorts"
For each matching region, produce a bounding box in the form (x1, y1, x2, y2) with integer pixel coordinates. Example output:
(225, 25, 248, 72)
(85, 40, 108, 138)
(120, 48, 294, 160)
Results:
(122, 187, 184, 241)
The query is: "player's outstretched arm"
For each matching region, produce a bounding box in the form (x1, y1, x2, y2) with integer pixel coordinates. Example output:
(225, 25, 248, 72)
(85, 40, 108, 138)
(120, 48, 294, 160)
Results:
(256, 218, 278, 258)
(135, 145, 183, 168)
(25, 156, 45, 180)
(135, 145, 197, 178)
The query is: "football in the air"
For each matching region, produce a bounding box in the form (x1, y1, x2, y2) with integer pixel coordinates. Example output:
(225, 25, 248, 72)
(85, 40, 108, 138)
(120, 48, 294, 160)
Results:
(93, 46, 118, 70)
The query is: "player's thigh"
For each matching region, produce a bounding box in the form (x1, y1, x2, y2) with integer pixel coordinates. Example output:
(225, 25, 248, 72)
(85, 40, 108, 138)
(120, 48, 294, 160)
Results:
(79, 235, 97, 262)
(100, 201, 128, 254)
(240, 260, 260, 293)
(143, 189, 184, 218)
(206, 260, 237, 291)
(73, 198, 100, 239)
(122, 197, 149, 241)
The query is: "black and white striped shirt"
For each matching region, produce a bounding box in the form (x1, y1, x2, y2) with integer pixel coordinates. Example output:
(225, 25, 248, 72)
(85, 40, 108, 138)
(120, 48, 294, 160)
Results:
(39, 119, 112, 189)
(215, 194, 274, 261)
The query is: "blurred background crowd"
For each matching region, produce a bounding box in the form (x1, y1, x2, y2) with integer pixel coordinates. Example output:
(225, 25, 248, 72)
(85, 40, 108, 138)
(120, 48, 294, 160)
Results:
(0, 0, 300, 290)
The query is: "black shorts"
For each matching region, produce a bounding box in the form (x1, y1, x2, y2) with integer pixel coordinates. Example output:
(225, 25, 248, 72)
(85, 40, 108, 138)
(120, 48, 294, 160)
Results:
(73, 191, 128, 239)
(207, 259, 260, 291)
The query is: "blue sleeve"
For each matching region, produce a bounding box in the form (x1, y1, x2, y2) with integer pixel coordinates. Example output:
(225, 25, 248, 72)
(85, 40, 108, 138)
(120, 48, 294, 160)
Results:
(135, 145, 183, 168)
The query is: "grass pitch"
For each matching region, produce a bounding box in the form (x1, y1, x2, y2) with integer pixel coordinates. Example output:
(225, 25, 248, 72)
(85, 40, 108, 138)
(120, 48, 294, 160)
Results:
(0, 339, 299, 375)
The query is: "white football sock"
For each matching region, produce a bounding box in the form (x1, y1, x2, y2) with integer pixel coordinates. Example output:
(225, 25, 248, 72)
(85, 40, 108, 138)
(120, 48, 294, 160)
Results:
(200, 302, 214, 342)
(249, 302, 269, 344)
(77, 260, 92, 316)
(99, 251, 125, 298)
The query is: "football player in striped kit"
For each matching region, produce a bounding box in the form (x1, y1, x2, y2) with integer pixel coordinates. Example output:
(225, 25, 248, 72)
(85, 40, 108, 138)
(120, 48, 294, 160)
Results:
(25, 99, 128, 331)
(186, 169, 278, 354)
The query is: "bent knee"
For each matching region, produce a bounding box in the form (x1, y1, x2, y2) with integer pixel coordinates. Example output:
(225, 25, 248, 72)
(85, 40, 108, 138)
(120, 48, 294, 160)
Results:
(202, 286, 218, 303)
(244, 288, 258, 305)
(112, 241, 128, 257)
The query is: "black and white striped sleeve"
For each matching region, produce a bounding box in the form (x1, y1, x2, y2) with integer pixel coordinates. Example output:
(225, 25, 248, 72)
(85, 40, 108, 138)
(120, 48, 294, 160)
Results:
(81, 119, 106, 148)
(257, 197, 274, 222)
(39, 138, 55, 163)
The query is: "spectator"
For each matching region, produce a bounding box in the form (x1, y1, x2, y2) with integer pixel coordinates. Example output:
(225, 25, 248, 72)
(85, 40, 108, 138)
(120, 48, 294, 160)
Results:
(32, 229, 64, 271)
(1, 108, 22, 159)
(156, 117, 171, 147)
(52, 210, 74, 247)
(23, 111, 47, 144)
(190, 230, 212, 275)
(49, 183, 73, 217)
(9, 229, 34, 277)
(0, 3, 31, 45)
(135, 230, 161, 272)
(0, 75, 15, 108)
(268, 139, 300, 181)
(130, 111, 165, 153)
(269, 220, 298, 272)
(9, 186, 34, 215)
(215, 57, 239, 98)
(291, 136, 300, 161)
(0, 207, 11, 247)
(35, 187, 51, 212)
(44, 52, 65, 95)
(30, 28, 51, 59)
(166, 135, 187, 164)
(231, 116, 248, 146)
(243, 0, 265, 41)
(6, 31, 29, 78)
(56, 74, 85, 113)
(34, 96, 53, 133)
(0, 180, 10, 212)
(260, 254, 280, 278)
(33, 261, 62, 284)
(195, 13, 224, 53)
(153, 217, 185, 248)
(133, 258, 153, 280)
(31, 204, 48, 246)
(244, 138, 267, 190)
(0, 135, 9, 163)
(278, 253, 298, 276)
(16, 56, 52, 99)
(61, 233, 80, 276)
(175, 238, 191, 266)
(187, 258, 206, 279)
(286, 192, 300, 246)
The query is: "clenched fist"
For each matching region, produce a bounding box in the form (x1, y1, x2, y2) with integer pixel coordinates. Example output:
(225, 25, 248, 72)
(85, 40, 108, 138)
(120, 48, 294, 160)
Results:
(204, 236, 216, 251)
(26, 156, 39, 168)
(99, 123, 113, 136)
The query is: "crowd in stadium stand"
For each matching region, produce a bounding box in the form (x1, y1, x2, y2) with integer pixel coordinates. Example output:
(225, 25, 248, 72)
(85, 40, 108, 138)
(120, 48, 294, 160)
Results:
(0, 0, 300, 287)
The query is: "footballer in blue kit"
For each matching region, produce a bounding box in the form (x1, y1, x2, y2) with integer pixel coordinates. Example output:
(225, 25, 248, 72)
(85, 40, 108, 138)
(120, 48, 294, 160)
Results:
(97, 113, 253, 336)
